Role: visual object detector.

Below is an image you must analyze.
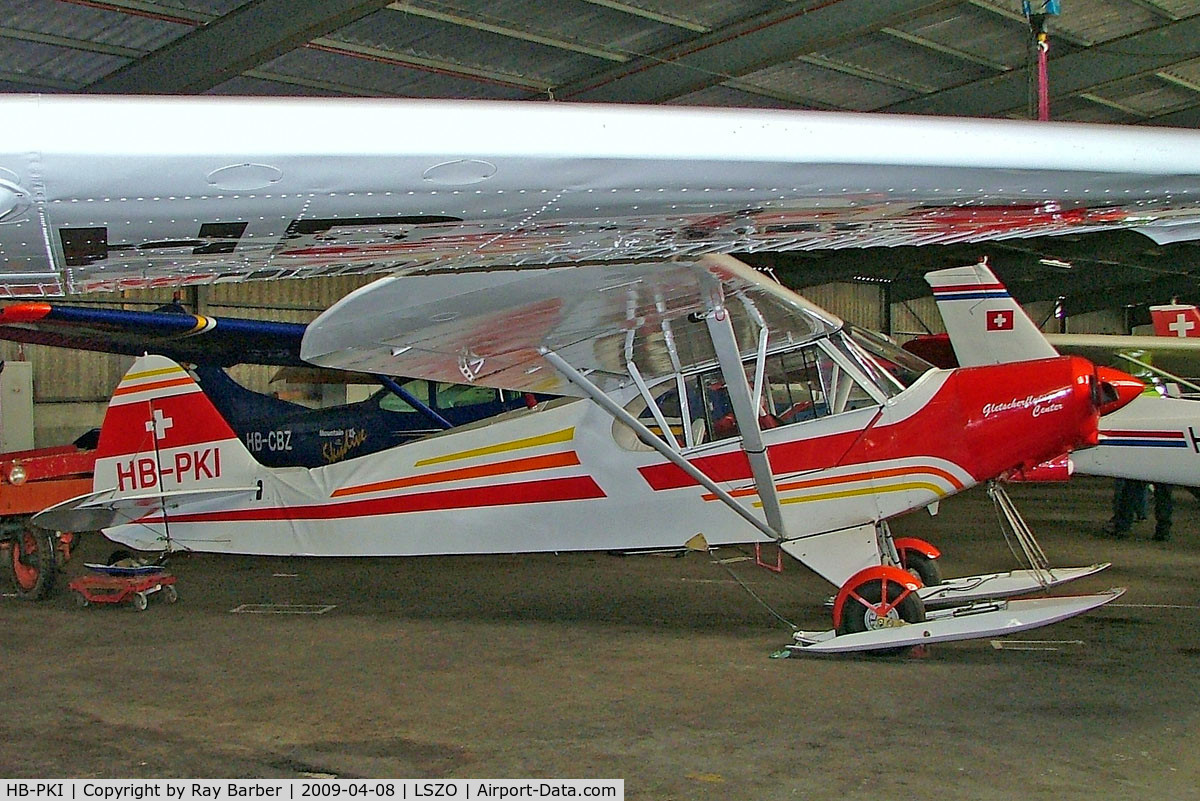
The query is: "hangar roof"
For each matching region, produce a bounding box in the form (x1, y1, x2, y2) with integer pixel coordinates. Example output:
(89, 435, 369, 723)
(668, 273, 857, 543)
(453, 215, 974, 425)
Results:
(0, 0, 1195, 125)
(1, 0, 1199, 314)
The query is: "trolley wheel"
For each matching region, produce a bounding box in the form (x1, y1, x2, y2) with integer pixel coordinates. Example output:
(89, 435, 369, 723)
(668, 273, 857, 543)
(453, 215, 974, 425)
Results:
(7, 527, 58, 601)
(837, 574, 926, 637)
(131, 592, 149, 612)
(162, 584, 178, 604)
(900, 549, 944, 587)
(73, 590, 89, 608)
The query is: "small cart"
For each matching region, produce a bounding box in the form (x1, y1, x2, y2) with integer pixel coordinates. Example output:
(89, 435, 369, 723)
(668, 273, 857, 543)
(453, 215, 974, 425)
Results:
(68, 564, 178, 611)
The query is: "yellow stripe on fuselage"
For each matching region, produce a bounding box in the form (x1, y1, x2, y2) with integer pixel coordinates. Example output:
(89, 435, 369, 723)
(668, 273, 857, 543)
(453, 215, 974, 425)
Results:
(415, 427, 575, 467)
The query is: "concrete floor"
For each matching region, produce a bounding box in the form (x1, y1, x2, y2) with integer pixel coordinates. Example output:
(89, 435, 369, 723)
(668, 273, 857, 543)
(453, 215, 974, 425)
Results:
(2, 476, 1198, 799)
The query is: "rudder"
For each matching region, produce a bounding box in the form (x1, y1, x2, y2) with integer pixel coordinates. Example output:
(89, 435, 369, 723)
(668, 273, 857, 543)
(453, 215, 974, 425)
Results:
(925, 261, 1058, 367)
(92, 354, 259, 497)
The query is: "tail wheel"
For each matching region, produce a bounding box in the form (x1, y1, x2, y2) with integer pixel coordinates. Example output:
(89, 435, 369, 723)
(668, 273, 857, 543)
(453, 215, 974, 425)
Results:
(8, 528, 58, 600)
(837, 574, 926, 637)
(899, 548, 944, 587)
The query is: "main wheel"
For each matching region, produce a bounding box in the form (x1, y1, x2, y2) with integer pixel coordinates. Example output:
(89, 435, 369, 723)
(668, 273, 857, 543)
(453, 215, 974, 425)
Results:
(7, 528, 58, 600)
(900, 549, 944, 587)
(838, 575, 926, 636)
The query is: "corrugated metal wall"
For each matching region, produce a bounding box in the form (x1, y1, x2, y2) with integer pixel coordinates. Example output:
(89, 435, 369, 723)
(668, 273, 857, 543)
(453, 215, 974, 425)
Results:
(799, 281, 885, 330)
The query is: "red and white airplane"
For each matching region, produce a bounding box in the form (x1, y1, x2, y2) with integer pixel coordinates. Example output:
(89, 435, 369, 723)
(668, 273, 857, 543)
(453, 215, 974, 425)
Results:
(5, 95, 1200, 652)
(39, 254, 1133, 653)
(926, 262, 1200, 488)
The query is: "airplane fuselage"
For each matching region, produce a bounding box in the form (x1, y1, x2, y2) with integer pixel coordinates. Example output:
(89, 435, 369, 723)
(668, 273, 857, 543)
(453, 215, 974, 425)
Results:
(97, 355, 1099, 558)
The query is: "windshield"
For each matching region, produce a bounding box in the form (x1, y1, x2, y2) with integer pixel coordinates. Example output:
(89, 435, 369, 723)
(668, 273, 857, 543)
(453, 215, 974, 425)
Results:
(844, 326, 936, 392)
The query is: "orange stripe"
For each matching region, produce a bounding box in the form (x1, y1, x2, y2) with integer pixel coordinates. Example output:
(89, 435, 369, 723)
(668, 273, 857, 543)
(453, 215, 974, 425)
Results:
(112, 376, 194, 396)
(332, 450, 581, 498)
(701, 465, 964, 501)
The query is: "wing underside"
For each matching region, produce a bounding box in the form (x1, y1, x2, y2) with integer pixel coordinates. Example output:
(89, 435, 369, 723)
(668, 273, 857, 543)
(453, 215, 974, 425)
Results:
(2, 96, 1200, 296)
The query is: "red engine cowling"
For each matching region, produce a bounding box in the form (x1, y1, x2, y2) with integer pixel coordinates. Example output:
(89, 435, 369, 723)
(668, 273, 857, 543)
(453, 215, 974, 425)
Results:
(950, 355, 1102, 480)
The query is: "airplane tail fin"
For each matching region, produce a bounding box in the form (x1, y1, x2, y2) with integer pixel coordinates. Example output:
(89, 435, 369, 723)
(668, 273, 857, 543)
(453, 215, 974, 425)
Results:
(1149, 303, 1200, 338)
(90, 354, 260, 495)
(34, 355, 262, 537)
(924, 260, 1059, 367)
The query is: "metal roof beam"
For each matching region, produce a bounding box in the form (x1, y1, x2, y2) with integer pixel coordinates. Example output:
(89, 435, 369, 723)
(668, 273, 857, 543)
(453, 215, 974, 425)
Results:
(306, 39, 551, 92)
(885, 15, 1200, 117)
(552, 0, 956, 103)
(577, 0, 710, 33)
(387, 2, 627, 62)
(0, 25, 141, 59)
(796, 53, 935, 94)
(964, 0, 1092, 46)
(880, 26, 1011, 72)
(85, 0, 395, 93)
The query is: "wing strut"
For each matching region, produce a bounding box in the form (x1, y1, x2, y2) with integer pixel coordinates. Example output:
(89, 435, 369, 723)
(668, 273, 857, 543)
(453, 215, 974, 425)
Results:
(538, 347, 780, 541)
(697, 273, 789, 539)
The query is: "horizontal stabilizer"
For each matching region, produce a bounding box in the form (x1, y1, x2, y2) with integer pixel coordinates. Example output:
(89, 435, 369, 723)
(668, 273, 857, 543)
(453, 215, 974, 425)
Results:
(33, 485, 259, 532)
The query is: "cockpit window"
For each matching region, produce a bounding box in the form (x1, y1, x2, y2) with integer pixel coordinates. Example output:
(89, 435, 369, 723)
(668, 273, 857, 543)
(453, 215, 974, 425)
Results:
(681, 343, 877, 444)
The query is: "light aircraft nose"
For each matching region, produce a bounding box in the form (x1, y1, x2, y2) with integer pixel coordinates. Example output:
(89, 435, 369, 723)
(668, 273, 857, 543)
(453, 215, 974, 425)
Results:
(1094, 365, 1144, 416)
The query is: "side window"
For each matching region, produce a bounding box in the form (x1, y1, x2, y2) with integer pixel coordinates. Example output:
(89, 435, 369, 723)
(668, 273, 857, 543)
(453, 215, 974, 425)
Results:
(813, 353, 878, 414)
(612, 381, 686, 451)
(435, 382, 500, 409)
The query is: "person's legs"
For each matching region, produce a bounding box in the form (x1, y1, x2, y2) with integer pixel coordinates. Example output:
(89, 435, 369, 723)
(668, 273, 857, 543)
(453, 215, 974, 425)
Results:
(1154, 483, 1174, 541)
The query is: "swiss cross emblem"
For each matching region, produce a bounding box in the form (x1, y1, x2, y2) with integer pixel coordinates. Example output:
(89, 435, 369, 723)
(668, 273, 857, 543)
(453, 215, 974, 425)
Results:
(145, 408, 174, 440)
(986, 309, 1014, 331)
(1168, 312, 1196, 338)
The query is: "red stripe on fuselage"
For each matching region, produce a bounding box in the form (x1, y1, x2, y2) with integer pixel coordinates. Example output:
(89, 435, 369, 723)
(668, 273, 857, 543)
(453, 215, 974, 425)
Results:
(638, 427, 866, 491)
(1101, 429, 1183, 439)
(138, 475, 606, 524)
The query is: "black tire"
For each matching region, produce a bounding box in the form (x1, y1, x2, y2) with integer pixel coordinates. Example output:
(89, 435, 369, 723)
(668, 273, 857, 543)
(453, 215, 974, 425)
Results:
(7, 528, 58, 601)
(838, 576, 926, 637)
(901, 549, 944, 587)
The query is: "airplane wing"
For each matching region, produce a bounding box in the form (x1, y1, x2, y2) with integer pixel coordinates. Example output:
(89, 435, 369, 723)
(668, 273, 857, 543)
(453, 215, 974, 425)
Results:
(1046, 334, 1200, 379)
(0, 302, 308, 367)
(302, 254, 840, 396)
(2, 96, 1200, 296)
(903, 329, 1200, 377)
